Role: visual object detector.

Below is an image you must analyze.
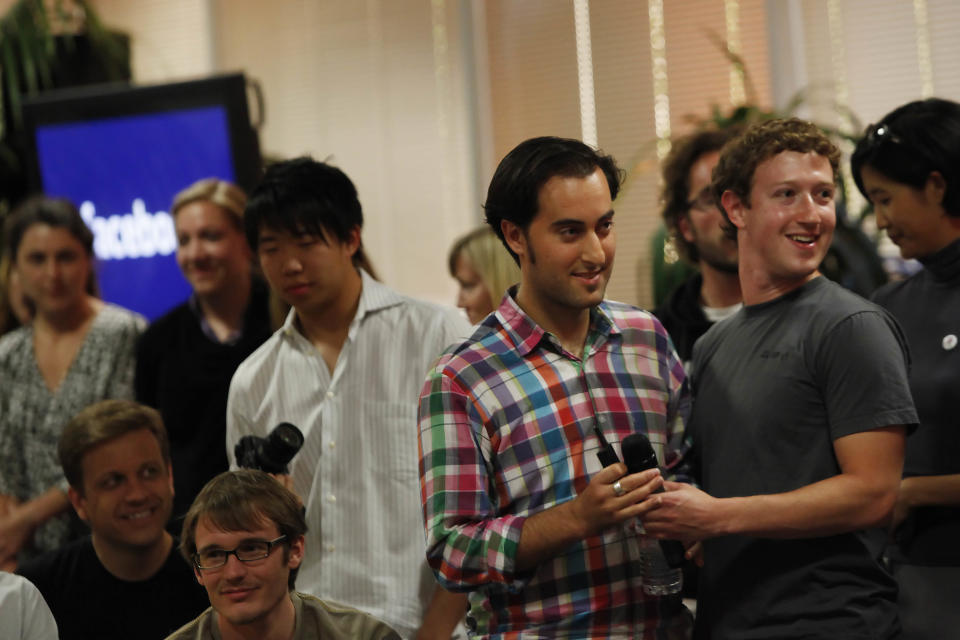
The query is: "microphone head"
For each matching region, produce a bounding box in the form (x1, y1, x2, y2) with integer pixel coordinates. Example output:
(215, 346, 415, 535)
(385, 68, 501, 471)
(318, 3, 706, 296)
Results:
(621, 433, 659, 475)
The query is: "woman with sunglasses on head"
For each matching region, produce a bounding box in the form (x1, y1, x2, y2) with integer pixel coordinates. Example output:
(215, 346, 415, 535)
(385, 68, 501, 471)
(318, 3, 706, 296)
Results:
(0, 196, 145, 569)
(852, 98, 960, 639)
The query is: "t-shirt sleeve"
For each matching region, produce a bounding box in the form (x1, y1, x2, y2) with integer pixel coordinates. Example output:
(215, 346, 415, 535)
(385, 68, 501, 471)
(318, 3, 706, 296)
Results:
(816, 310, 919, 440)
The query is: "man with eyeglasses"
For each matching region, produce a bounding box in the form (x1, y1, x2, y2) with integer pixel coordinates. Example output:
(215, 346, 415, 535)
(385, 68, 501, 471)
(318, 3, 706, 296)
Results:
(167, 469, 398, 640)
(16, 400, 208, 640)
(654, 126, 744, 368)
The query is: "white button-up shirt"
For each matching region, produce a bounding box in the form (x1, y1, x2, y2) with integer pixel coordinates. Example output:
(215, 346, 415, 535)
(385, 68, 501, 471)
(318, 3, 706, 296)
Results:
(227, 271, 469, 638)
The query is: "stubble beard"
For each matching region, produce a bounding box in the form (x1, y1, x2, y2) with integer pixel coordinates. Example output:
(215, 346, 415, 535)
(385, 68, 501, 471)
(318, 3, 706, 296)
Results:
(697, 238, 739, 275)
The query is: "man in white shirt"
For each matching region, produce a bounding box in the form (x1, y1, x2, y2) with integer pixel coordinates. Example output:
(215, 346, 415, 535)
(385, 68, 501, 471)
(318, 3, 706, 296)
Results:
(0, 572, 58, 640)
(226, 157, 469, 639)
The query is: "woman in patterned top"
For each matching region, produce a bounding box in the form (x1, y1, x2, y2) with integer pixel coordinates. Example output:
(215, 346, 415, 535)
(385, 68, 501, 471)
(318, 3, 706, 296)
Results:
(0, 196, 145, 569)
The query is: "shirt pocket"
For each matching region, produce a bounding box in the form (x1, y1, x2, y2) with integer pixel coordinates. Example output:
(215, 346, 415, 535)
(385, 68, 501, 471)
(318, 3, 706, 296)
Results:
(360, 400, 420, 483)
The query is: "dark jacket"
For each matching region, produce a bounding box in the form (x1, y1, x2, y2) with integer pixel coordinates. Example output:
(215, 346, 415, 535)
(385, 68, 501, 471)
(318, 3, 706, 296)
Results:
(653, 272, 712, 364)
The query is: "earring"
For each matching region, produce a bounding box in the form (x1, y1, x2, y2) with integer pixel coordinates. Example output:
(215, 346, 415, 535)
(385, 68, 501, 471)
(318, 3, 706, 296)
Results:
(663, 235, 680, 265)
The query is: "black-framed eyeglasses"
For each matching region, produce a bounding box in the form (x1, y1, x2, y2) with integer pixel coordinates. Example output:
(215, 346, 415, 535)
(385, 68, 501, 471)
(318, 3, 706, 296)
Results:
(193, 535, 287, 570)
(686, 187, 716, 212)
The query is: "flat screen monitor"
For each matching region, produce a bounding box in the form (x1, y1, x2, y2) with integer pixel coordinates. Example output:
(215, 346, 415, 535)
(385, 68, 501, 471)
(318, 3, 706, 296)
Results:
(22, 73, 261, 320)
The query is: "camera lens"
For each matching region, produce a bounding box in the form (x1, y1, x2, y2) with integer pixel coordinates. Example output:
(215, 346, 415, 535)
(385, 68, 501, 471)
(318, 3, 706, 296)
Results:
(259, 422, 304, 473)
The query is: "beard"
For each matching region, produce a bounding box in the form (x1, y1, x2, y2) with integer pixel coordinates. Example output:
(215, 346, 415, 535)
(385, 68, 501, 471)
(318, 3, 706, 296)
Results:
(696, 238, 739, 274)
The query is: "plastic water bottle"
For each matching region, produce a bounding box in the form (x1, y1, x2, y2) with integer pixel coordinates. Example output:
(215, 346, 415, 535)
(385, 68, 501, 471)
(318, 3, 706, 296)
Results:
(640, 536, 682, 596)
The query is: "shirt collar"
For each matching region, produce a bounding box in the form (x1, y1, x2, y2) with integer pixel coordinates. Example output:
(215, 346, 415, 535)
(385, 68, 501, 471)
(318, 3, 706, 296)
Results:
(494, 286, 620, 358)
(280, 268, 402, 340)
(188, 294, 243, 345)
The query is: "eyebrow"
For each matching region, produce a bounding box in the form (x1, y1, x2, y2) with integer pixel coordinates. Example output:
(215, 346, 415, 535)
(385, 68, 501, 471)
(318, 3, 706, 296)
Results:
(549, 210, 615, 229)
(197, 537, 266, 552)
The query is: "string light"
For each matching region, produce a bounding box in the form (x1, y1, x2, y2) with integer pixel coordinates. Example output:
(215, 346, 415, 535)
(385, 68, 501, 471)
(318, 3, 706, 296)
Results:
(724, 0, 744, 105)
(430, 0, 456, 226)
(913, 0, 934, 98)
(648, 0, 670, 160)
(573, 0, 598, 147)
(826, 0, 862, 217)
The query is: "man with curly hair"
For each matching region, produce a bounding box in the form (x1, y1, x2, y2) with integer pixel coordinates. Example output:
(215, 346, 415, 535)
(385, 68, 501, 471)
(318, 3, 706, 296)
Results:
(643, 119, 916, 639)
(654, 127, 743, 366)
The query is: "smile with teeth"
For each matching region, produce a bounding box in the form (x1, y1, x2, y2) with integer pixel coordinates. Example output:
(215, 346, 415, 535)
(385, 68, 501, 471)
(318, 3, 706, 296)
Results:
(787, 234, 817, 245)
(122, 508, 154, 520)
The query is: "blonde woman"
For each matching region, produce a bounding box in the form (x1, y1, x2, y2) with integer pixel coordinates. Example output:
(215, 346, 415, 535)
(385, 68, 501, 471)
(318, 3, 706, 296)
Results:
(134, 178, 273, 525)
(447, 227, 520, 324)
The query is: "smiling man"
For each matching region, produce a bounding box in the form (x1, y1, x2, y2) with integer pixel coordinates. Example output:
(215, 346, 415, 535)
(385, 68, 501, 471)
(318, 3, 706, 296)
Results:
(16, 400, 207, 640)
(641, 119, 918, 640)
(418, 136, 692, 637)
(655, 127, 744, 366)
(168, 469, 398, 640)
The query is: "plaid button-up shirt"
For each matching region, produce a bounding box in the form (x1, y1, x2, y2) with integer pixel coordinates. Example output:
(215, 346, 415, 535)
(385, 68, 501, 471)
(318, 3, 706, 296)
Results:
(418, 292, 691, 638)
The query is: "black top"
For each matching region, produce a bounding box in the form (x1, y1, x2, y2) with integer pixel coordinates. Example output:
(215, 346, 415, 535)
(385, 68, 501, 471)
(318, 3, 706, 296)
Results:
(653, 273, 713, 364)
(135, 280, 273, 525)
(17, 536, 208, 640)
(872, 237, 960, 564)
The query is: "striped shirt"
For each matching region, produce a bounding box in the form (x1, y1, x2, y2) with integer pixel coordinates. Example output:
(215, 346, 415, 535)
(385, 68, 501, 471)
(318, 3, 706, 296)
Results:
(418, 292, 691, 638)
(227, 271, 469, 639)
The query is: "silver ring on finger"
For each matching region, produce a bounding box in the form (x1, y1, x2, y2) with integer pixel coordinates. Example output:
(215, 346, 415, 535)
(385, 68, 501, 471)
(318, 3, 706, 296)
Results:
(613, 480, 625, 497)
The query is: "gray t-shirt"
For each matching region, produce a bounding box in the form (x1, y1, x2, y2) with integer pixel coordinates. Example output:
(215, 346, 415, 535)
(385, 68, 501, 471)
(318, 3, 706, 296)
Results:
(689, 277, 918, 640)
(164, 591, 400, 640)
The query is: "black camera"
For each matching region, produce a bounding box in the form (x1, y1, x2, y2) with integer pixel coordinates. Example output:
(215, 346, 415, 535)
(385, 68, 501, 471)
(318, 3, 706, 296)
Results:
(234, 422, 304, 474)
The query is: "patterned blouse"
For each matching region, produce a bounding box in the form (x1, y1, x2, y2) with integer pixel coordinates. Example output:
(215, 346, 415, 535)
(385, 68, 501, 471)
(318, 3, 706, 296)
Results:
(0, 304, 145, 558)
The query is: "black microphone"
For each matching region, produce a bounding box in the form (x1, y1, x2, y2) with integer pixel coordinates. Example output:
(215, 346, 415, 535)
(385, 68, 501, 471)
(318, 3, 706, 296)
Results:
(621, 433, 687, 569)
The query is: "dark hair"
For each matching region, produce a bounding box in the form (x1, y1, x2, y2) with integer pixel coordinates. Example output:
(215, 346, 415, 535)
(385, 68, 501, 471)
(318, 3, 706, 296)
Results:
(851, 98, 960, 217)
(4, 195, 99, 298)
(483, 136, 623, 263)
(58, 400, 171, 493)
(180, 469, 307, 590)
(713, 118, 841, 236)
(5, 196, 95, 260)
(244, 157, 373, 270)
(660, 127, 744, 263)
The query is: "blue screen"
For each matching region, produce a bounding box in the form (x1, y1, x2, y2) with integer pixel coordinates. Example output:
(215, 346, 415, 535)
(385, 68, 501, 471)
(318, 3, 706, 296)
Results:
(34, 106, 236, 320)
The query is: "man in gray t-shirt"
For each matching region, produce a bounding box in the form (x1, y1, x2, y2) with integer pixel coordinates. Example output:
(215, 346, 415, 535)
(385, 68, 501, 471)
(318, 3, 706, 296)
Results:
(642, 119, 917, 640)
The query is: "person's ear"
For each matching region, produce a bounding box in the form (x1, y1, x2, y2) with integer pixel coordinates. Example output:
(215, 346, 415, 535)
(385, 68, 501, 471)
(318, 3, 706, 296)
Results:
(501, 220, 528, 263)
(677, 214, 695, 244)
(194, 565, 205, 586)
(286, 535, 305, 570)
(721, 191, 747, 231)
(67, 486, 88, 522)
(925, 171, 947, 207)
(343, 226, 362, 258)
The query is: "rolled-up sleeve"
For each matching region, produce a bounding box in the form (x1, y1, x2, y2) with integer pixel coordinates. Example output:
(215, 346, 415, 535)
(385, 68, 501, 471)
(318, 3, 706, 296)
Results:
(417, 360, 530, 592)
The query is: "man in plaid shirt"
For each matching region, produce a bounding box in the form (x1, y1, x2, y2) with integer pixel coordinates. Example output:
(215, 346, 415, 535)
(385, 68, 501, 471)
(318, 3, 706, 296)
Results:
(418, 137, 693, 638)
